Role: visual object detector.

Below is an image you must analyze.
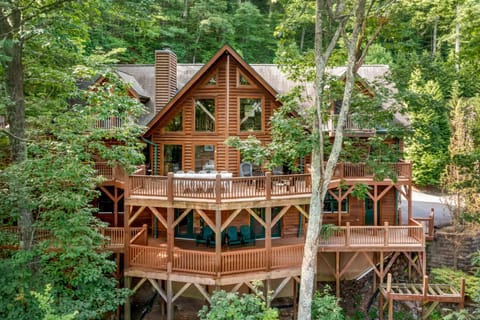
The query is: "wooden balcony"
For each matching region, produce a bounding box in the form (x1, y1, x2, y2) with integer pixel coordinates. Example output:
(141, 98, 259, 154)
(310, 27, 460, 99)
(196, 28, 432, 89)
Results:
(127, 161, 411, 204)
(126, 221, 424, 280)
(324, 114, 376, 136)
(94, 162, 146, 183)
(0, 226, 142, 253)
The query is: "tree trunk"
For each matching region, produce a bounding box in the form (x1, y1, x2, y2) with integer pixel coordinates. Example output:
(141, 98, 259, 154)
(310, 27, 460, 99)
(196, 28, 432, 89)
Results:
(297, 0, 366, 318)
(1, 6, 33, 249)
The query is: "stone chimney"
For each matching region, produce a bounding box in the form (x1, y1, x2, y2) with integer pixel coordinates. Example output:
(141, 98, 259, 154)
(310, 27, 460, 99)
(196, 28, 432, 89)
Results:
(155, 49, 177, 114)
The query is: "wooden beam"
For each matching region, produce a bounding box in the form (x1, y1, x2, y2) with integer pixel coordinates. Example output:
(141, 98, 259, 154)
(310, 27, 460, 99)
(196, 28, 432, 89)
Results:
(221, 208, 242, 232)
(100, 185, 115, 201)
(377, 185, 394, 201)
(150, 206, 168, 229)
(172, 283, 192, 303)
(294, 204, 309, 219)
(132, 278, 147, 293)
(271, 277, 292, 300)
(128, 206, 146, 226)
(194, 283, 211, 303)
(246, 208, 266, 228)
(271, 205, 291, 228)
(172, 208, 192, 229)
(148, 278, 167, 302)
(362, 252, 381, 278)
(338, 251, 360, 278)
(196, 209, 216, 231)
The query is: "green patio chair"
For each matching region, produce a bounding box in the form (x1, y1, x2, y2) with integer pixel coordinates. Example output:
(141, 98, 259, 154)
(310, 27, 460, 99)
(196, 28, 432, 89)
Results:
(240, 225, 256, 246)
(196, 225, 213, 247)
(227, 226, 242, 247)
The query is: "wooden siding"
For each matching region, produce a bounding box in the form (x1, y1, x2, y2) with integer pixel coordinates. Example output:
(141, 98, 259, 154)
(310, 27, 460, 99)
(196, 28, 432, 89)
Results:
(155, 50, 177, 113)
(149, 54, 279, 176)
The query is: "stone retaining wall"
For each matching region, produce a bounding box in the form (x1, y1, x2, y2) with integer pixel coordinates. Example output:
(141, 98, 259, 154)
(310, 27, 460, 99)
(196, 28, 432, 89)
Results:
(427, 227, 480, 272)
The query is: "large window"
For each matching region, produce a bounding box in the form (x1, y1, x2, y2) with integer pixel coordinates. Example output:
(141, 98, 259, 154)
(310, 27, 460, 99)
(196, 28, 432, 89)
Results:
(240, 98, 262, 131)
(164, 144, 182, 173)
(195, 99, 215, 132)
(323, 190, 348, 213)
(164, 112, 182, 132)
(195, 145, 215, 172)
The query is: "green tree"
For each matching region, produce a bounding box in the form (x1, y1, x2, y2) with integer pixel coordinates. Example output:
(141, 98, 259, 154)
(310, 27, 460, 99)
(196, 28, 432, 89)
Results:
(404, 68, 450, 187)
(0, 71, 145, 318)
(198, 286, 278, 320)
(311, 286, 345, 320)
(441, 88, 480, 224)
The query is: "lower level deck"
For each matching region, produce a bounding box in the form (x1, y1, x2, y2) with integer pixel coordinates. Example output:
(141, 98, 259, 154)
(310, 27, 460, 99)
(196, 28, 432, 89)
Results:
(125, 222, 425, 284)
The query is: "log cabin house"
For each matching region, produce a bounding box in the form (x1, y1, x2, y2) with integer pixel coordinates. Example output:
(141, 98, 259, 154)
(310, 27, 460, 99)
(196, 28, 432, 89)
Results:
(92, 45, 429, 319)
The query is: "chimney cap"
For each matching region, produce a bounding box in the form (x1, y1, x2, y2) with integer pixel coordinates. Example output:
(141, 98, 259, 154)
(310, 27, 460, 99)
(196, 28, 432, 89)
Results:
(155, 48, 176, 55)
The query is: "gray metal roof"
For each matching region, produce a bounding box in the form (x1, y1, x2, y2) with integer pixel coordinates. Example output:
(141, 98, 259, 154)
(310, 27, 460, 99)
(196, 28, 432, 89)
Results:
(115, 63, 409, 126)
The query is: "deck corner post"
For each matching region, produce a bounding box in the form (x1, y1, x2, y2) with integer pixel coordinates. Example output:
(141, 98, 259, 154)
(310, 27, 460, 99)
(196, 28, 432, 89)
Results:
(167, 172, 174, 201)
(124, 276, 132, 320)
(265, 172, 271, 200)
(345, 222, 350, 246)
(215, 173, 221, 203)
(384, 222, 389, 246)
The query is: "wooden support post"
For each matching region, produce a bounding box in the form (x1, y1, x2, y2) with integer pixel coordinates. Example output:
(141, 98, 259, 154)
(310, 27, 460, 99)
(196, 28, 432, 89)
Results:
(167, 172, 174, 201)
(266, 207, 272, 271)
(167, 207, 174, 272)
(384, 222, 389, 246)
(266, 279, 271, 308)
(293, 278, 298, 320)
(387, 273, 393, 320)
(372, 253, 377, 292)
(380, 251, 384, 285)
(114, 185, 118, 227)
(335, 251, 340, 298)
(215, 173, 221, 203)
(124, 276, 131, 320)
(124, 205, 131, 269)
(408, 184, 412, 221)
(345, 222, 350, 246)
(374, 185, 378, 226)
(265, 172, 271, 200)
(215, 208, 221, 281)
(166, 279, 173, 320)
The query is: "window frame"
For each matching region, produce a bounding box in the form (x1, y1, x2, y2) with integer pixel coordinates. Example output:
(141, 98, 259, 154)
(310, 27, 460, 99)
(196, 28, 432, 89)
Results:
(194, 97, 217, 133)
(322, 190, 349, 214)
(238, 96, 264, 133)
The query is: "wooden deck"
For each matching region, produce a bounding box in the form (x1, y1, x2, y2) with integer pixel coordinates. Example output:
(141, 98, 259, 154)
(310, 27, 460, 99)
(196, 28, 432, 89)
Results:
(0, 226, 142, 253)
(126, 221, 424, 279)
(379, 273, 465, 320)
(126, 162, 412, 204)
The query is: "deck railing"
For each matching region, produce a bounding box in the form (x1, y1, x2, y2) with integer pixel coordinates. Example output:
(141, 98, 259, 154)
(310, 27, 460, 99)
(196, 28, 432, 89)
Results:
(413, 209, 435, 240)
(94, 162, 145, 181)
(1, 226, 141, 251)
(127, 224, 424, 275)
(128, 161, 411, 202)
(317, 222, 425, 247)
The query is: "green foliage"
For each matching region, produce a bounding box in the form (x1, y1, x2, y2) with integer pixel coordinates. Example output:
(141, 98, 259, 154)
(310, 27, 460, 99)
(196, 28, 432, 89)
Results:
(404, 68, 450, 187)
(198, 284, 278, 320)
(311, 286, 345, 320)
(430, 267, 480, 301)
(320, 224, 339, 240)
(31, 285, 78, 320)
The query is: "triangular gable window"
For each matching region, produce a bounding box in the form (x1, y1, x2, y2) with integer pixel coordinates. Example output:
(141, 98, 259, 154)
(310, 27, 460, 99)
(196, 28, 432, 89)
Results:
(238, 71, 253, 87)
(164, 111, 183, 132)
(206, 74, 217, 86)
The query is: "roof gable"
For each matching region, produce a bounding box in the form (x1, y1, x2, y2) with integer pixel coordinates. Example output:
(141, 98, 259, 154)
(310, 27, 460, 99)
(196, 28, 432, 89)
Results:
(145, 44, 279, 136)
